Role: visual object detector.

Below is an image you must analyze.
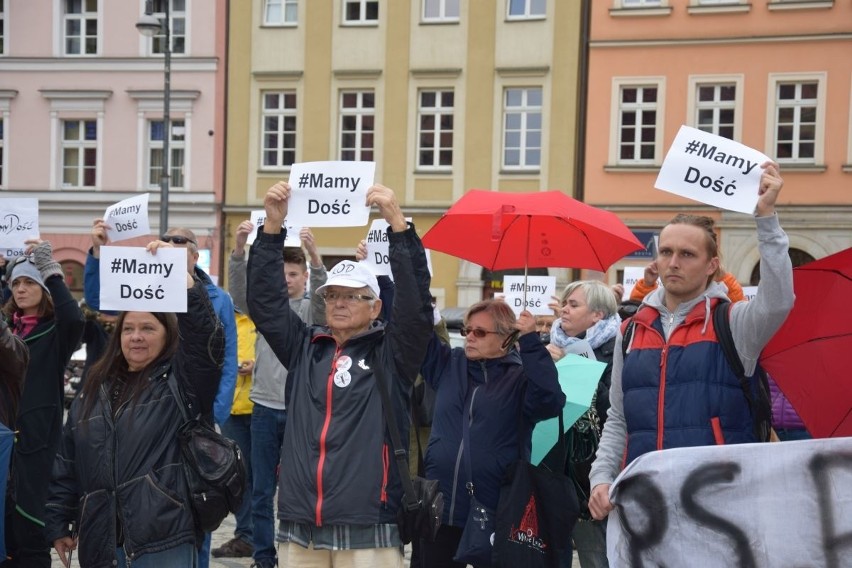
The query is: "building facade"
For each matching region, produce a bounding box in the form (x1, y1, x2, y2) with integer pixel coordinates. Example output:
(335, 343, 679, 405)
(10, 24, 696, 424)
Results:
(0, 0, 227, 292)
(223, 0, 585, 308)
(585, 0, 852, 287)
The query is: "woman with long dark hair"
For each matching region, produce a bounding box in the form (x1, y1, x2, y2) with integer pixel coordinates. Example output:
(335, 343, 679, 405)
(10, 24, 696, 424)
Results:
(1, 241, 84, 568)
(44, 239, 224, 568)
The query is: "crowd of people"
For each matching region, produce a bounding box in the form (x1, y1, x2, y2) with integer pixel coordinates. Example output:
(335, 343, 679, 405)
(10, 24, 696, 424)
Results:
(0, 159, 812, 567)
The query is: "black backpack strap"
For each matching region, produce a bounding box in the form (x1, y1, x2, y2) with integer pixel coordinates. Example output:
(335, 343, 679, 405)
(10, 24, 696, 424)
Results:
(621, 318, 636, 359)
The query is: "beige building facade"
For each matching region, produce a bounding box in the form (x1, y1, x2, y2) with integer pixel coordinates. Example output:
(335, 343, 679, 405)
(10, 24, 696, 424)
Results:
(223, 0, 584, 308)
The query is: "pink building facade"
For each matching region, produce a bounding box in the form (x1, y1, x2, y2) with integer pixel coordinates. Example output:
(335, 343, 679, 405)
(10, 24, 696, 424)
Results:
(0, 0, 227, 294)
(584, 0, 852, 284)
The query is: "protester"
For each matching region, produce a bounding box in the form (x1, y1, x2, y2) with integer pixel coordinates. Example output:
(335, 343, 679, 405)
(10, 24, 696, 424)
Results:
(546, 280, 618, 568)
(589, 161, 794, 521)
(210, 304, 256, 559)
(1, 241, 84, 568)
(229, 222, 327, 568)
(86, 219, 237, 567)
(418, 299, 565, 568)
(246, 182, 433, 567)
(45, 239, 225, 568)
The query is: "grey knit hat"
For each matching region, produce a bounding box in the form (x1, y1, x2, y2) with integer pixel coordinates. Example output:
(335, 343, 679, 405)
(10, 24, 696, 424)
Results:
(7, 257, 50, 295)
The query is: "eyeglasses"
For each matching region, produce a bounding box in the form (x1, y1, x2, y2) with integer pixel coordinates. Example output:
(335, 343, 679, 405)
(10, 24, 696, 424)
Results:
(161, 235, 197, 246)
(320, 290, 375, 304)
(460, 327, 501, 339)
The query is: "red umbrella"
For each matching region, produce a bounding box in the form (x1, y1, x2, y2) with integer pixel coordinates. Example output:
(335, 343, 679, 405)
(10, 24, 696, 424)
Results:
(760, 246, 852, 438)
(421, 190, 642, 272)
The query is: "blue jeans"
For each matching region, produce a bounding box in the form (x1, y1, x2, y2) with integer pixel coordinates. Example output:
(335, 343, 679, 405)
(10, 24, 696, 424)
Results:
(222, 413, 254, 542)
(251, 404, 287, 567)
(115, 543, 197, 567)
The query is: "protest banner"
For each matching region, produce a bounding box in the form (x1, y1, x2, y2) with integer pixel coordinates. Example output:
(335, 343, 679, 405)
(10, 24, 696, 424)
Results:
(655, 125, 769, 214)
(605, 437, 852, 567)
(0, 198, 39, 257)
(247, 210, 301, 247)
(621, 266, 646, 301)
(287, 161, 374, 227)
(104, 193, 150, 242)
(99, 246, 188, 312)
(503, 275, 556, 316)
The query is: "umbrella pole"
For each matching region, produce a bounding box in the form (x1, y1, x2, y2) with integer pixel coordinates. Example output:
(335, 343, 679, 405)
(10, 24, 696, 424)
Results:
(524, 216, 530, 308)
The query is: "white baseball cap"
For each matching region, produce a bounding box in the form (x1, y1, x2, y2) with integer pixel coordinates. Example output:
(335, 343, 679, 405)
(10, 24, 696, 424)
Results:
(317, 260, 380, 298)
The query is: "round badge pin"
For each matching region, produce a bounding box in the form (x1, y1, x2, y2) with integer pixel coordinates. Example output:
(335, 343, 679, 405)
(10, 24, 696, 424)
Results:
(336, 355, 352, 372)
(334, 370, 352, 388)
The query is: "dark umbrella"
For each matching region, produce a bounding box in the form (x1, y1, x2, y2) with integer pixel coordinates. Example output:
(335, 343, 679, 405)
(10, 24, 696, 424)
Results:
(760, 246, 852, 438)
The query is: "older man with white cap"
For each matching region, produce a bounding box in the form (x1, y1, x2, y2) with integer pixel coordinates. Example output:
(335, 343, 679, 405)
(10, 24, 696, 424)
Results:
(247, 182, 434, 568)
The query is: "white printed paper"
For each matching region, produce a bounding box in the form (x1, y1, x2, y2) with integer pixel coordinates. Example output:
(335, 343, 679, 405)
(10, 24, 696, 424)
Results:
(248, 210, 301, 247)
(502, 275, 557, 316)
(621, 266, 647, 301)
(104, 194, 150, 243)
(99, 246, 188, 312)
(655, 125, 769, 214)
(362, 217, 412, 277)
(287, 161, 374, 227)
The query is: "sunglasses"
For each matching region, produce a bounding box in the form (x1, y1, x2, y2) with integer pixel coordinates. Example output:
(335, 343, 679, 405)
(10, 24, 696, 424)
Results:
(161, 235, 197, 246)
(460, 327, 501, 339)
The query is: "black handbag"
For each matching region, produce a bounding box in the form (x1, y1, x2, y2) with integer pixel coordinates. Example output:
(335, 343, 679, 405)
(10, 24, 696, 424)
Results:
(566, 406, 601, 520)
(372, 357, 444, 544)
(492, 413, 579, 568)
(167, 376, 248, 533)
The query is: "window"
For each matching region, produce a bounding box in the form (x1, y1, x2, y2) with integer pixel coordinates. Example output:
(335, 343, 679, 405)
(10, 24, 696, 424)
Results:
(774, 81, 818, 162)
(0, 0, 5, 55)
(0, 118, 4, 186)
(507, 0, 545, 19)
(617, 85, 658, 163)
(339, 91, 374, 161)
(62, 119, 97, 188)
(264, 0, 298, 25)
(261, 92, 297, 169)
(151, 0, 186, 55)
(417, 90, 454, 169)
(502, 87, 542, 170)
(148, 119, 185, 189)
(695, 83, 736, 140)
(343, 0, 378, 24)
(621, 0, 662, 6)
(423, 0, 459, 22)
(64, 0, 98, 55)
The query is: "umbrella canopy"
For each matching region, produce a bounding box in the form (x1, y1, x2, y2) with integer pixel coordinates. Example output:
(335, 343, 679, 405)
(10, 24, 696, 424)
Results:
(422, 190, 643, 271)
(760, 246, 852, 438)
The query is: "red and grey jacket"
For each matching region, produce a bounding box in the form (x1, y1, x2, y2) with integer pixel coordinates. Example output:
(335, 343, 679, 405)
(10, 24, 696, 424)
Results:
(621, 299, 758, 465)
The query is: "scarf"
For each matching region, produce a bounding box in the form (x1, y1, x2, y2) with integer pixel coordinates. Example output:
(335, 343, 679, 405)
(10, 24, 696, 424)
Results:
(550, 312, 621, 351)
(12, 313, 39, 338)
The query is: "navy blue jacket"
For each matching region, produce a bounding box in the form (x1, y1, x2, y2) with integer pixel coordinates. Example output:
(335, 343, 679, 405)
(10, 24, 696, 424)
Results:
(420, 333, 564, 527)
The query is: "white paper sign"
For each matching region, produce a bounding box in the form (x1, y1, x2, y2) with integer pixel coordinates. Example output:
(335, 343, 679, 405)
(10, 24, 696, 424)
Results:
(655, 125, 769, 214)
(0, 198, 39, 256)
(503, 275, 557, 316)
(363, 217, 413, 276)
(104, 194, 150, 243)
(741, 285, 757, 302)
(99, 246, 188, 312)
(561, 338, 596, 360)
(247, 210, 301, 247)
(606, 438, 852, 568)
(621, 266, 647, 301)
(287, 161, 374, 227)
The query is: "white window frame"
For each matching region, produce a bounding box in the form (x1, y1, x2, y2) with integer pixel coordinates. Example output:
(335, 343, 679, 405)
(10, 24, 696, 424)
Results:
(506, 0, 546, 20)
(0, 90, 11, 188)
(342, 0, 378, 26)
(146, 118, 186, 189)
(63, 0, 99, 56)
(260, 90, 298, 170)
(501, 86, 542, 171)
(619, 0, 663, 7)
(61, 119, 98, 189)
(338, 90, 375, 161)
(687, 75, 743, 142)
(766, 73, 825, 165)
(0, 116, 5, 187)
(422, 0, 459, 23)
(609, 77, 665, 166)
(149, 0, 187, 56)
(264, 0, 298, 26)
(416, 89, 454, 171)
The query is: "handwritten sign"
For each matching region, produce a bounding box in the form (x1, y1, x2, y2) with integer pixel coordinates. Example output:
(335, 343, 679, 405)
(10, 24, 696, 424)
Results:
(247, 210, 301, 247)
(0, 198, 39, 256)
(655, 125, 769, 214)
(99, 246, 188, 312)
(104, 194, 150, 242)
(621, 266, 646, 301)
(502, 275, 557, 316)
(606, 438, 852, 567)
(287, 161, 374, 227)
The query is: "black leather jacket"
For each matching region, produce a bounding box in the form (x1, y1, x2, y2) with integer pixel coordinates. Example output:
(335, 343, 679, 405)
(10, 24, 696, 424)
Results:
(44, 280, 224, 568)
